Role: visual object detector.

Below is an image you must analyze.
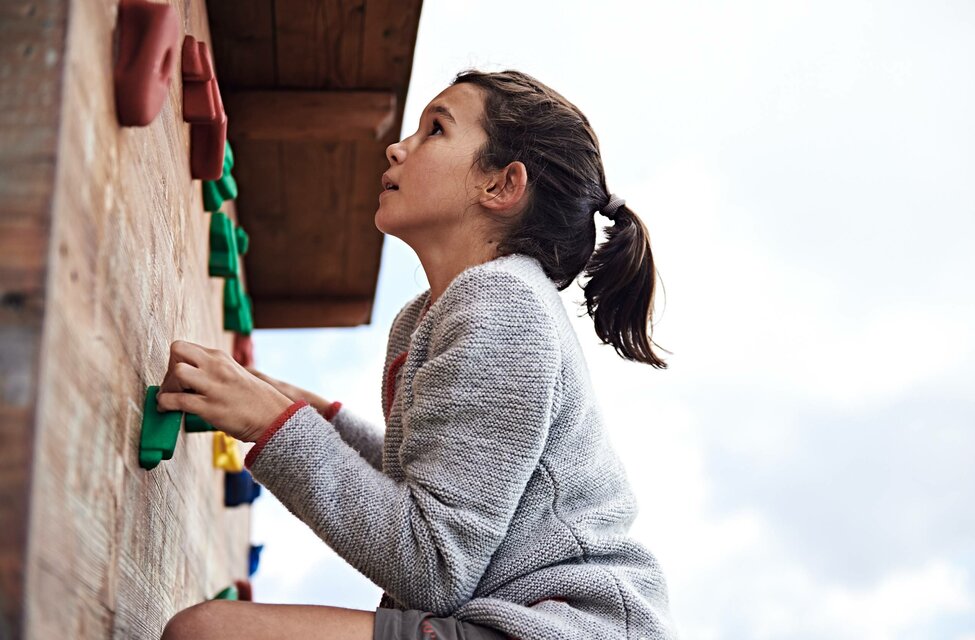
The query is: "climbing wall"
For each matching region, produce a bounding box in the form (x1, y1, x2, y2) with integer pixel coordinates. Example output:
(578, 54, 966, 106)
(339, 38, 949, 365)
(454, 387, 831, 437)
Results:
(0, 1, 257, 638)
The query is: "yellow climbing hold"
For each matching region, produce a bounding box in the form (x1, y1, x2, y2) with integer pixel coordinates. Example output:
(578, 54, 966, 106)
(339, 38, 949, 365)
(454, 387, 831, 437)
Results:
(212, 431, 244, 472)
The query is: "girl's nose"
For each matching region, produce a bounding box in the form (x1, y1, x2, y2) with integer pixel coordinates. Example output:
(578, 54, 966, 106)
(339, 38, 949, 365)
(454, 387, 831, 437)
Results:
(385, 140, 406, 165)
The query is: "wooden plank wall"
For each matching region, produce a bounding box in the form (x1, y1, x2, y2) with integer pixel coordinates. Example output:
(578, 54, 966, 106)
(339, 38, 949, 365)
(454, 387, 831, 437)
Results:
(1, 0, 254, 637)
(0, 0, 70, 637)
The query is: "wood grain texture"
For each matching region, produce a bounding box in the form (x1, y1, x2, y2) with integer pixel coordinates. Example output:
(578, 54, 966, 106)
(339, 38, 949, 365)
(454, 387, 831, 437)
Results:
(252, 296, 373, 328)
(274, 0, 366, 89)
(225, 90, 396, 142)
(4, 1, 254, 638)
(204, 0, 276, 88)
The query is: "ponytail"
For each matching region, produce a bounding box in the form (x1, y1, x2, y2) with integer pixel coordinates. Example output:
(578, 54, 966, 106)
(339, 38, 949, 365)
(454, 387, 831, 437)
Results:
(452, 68, 670, 369)
(583, 204, 669, 368)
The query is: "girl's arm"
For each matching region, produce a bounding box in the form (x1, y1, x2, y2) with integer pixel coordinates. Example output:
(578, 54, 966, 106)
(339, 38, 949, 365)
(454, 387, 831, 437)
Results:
(322, 403, 384, 471)
(248, 368, 385, 472)
(243, 270, 560, 616)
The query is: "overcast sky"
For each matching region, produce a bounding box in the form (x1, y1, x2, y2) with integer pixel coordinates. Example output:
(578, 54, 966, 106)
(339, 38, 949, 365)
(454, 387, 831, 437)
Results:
(246, 1, 975, 638)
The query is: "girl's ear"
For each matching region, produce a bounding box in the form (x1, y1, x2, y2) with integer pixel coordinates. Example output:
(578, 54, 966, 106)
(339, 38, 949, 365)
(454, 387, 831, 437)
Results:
(478, 161, 528, 216)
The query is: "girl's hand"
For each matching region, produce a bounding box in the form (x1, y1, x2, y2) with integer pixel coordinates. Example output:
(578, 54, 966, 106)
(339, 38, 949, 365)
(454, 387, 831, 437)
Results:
(156, 340, 294, 443)
(247, 367, 332, 415)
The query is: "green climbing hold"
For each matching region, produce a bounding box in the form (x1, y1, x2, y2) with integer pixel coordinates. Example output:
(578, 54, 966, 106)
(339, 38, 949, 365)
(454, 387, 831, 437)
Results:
(234, 225, 249, 256)
(209, 212, 239, 278)
(212, 585, 239, 600)
(224, 290, 253, 335)
(224, 276, 244, 310)
(223, 140, 234, 172)
(201, 140, 238, 212)
(202, 173, 238, 212)
(139, 386, 183, 470)
(184, 413, 215, 432)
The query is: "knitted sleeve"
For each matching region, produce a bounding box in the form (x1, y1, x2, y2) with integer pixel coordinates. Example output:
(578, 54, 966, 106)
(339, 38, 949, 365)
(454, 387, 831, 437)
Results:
(243, 271, 561, 616)
(324, 404, 384, 472)
(299, 294, 422, 473)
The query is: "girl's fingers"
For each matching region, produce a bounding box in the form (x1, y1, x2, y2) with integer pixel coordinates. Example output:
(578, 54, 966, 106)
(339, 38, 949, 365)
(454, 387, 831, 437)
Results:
(156, 390, 206, 416)
(170, 339, 209, 368)
(172, 361, 210, 394)
(161, 340, 215, 394)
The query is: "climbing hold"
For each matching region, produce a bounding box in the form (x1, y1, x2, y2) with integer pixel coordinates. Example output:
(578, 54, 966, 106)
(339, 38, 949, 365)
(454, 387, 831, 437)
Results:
(211, 585, 239, 600)
(232, 332, 254, 367)
(213, 431, 244, 472)
(223, 276, 254, 335)
(224, 291, 253, 335)
(224, 140, 235, 170)
(182, 36, 218, 123)
(225, 469, 262, 507)
(234, 224, 249, 255)
(249, 544, 264, 577)
(201, 141, 238, 212)
(139, 385, 183, 469)
(234, 579, 253, 601)
(138, 387, 223, 468)
(201, 174, 237, 212)
(208, 212, 239, 278)
(181, 35, 227, 180)
(223, 277, 253, 335)
(184, 413, 215, 432)
(113, 0, 179, 126)
(223, 276, 244, 309)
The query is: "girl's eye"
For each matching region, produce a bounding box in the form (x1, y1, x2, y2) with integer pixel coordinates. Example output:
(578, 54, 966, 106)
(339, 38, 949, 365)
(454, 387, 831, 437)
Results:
(430, 119, 444, 136)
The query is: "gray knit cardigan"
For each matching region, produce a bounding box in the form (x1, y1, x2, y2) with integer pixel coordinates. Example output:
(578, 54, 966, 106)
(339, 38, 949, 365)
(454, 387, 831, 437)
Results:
(244, 252, 678, 640)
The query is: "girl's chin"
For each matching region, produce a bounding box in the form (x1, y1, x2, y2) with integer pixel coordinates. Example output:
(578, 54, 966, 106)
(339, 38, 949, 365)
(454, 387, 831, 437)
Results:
(374, 207, 403, 235)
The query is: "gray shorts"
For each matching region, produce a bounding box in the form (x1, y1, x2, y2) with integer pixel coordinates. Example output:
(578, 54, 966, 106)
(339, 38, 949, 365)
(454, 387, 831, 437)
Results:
(373, 607, 511, 640)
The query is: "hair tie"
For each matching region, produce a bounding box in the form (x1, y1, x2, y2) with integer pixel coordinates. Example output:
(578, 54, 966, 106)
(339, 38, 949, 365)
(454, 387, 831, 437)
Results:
(601, 194, 626, 219)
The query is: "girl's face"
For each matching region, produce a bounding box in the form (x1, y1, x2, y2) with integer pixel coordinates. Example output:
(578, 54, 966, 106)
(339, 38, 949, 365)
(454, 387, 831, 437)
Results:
(376, 83, 491, 243)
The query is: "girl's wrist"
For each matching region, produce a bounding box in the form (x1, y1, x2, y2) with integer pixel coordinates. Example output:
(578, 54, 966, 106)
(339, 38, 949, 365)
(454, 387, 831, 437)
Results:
(244, 399, 309, 467)
(247, 392, 299, 443)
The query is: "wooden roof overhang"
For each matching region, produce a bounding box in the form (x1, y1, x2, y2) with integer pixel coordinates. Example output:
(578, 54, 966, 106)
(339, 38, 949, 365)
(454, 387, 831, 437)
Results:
(206, 0, 424, 328)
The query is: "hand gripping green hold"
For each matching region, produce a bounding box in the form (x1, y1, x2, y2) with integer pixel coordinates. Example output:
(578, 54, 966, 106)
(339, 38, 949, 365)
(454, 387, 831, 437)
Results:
(139, 385, 216, 468)
(208, 211, 239, 278)
(139, 385, 183, 469)
(201, 140, 238, 212)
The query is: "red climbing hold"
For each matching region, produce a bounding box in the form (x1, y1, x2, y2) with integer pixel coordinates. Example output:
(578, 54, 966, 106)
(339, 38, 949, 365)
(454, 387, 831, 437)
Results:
(233, 332, 254, 368)
(181, 35, 227, 180)
(234, 579, 253, 601)
(113, 0, 180, 126)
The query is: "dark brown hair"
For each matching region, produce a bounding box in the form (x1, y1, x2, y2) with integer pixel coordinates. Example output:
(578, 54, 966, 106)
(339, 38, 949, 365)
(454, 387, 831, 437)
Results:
(453, 69, 669, 368)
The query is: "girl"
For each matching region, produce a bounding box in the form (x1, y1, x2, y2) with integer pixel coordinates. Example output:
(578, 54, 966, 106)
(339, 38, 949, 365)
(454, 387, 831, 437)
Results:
(158, 69, 677, 640)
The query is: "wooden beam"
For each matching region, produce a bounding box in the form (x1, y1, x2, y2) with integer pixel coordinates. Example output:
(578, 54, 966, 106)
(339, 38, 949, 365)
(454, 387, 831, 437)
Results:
(225, 91, 397, 142)
(252, 296, 374, 328)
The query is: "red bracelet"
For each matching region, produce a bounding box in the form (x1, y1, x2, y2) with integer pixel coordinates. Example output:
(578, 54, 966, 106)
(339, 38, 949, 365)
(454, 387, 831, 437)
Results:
(244, 400, 308, 468)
